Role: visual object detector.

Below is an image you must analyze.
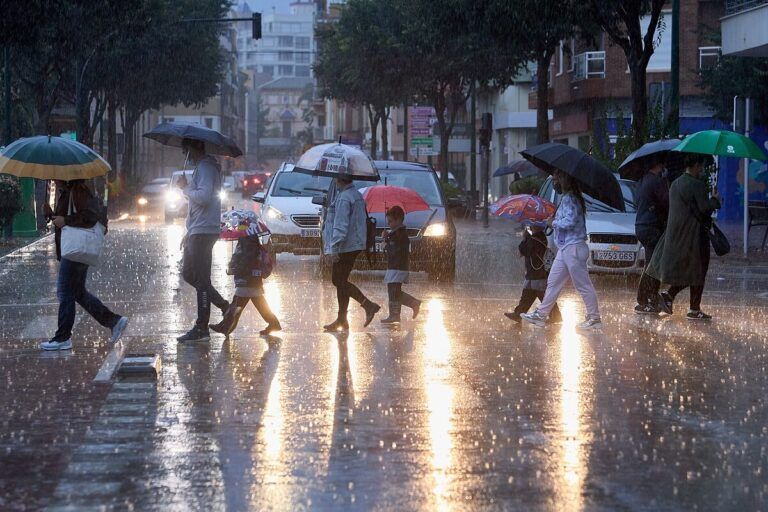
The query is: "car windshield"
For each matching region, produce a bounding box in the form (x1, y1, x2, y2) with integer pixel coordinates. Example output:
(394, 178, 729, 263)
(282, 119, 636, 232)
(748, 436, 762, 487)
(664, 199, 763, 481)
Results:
(354, 169, 443, 207)
(543, 177, 637, 213)
(272, 172, 332, 197)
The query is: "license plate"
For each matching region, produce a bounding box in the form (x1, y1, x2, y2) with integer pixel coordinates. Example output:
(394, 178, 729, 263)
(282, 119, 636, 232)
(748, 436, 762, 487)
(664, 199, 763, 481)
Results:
(593, 250, 635, 262)
(300, 229, 321, 238)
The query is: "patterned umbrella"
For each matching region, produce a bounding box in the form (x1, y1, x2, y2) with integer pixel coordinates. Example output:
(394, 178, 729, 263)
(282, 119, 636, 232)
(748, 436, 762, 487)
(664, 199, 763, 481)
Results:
(360, 185, 430, 214)
(490, 194, 556, 226)
(0, 135, 110, 180)
(293, 142, 380, 181)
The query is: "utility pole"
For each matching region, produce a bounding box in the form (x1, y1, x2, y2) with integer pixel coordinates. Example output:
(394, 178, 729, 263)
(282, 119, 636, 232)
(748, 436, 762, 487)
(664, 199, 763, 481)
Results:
(744, 97, 751, 255)
(469, 82, 477, 219)
(669, 0, 680, 135)
(480, 113, 492, 228)
(403, 100, 408, 162)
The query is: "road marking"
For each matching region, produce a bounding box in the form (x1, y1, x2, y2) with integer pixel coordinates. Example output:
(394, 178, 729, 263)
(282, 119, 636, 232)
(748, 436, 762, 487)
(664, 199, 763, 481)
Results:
(93, 340, 126, 383)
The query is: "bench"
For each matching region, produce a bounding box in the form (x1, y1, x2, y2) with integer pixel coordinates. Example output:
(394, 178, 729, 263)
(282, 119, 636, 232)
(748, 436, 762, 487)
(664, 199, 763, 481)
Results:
(748, 200, 768, 250)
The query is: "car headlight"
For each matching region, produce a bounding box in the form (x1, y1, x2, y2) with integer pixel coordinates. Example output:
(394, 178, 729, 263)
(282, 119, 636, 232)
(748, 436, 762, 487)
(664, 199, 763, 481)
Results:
(266, 206, 287, 222)
(423, 222, 448, 237)
(166, 190, 181, 203)
(137, 197, 148, 206)
(218, 190, 226, 201)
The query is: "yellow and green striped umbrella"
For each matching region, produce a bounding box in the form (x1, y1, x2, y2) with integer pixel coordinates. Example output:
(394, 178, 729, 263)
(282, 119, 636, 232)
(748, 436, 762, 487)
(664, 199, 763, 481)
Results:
(0, 135, 110, 180)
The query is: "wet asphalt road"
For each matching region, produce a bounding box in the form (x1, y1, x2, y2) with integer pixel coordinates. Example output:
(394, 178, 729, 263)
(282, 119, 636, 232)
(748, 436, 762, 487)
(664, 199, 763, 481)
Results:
(1, 213, 768, 511)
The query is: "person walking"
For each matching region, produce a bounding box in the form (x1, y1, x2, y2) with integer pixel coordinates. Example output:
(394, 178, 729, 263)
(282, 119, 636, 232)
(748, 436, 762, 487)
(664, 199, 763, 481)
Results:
(40, 180, 128, 350)
(521, 170, 602, 330)
(504, 223, 562, 324)
(323, 176, 380, 332)
(380, 206, 421, 324)
(177, 138, 229, 343)
(633, 157, 670, 314)
(646, 154, 720, 320)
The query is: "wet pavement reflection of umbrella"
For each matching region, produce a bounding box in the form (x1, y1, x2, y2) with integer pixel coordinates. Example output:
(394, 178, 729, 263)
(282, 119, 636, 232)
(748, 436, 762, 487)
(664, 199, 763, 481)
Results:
(0, 135, 110, 180)
(293, 142, 380, 181)
(490, 194, 556, 226)
(618, 139, 682, 181)
(672, 130, 767, 161)
(143, 122, 243, 157)
(493, 159, 540, 178)
(521, 142, 625, 211)
(360, 185, 430, 214)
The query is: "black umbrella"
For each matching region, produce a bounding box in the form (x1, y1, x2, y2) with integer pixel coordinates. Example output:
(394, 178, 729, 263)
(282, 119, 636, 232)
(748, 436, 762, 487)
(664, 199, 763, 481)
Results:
(493, 159, 541, 178)
(521, 142, 625, 211)
(143, 122, 243, 158)
(618, 139, 682, 181)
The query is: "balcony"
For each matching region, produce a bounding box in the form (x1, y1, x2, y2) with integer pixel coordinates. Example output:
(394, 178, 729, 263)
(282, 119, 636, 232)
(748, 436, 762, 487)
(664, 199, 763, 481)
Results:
(722, 0, 768, 56)
(726, 0, 768, 15)
(572, 52, 606, 82)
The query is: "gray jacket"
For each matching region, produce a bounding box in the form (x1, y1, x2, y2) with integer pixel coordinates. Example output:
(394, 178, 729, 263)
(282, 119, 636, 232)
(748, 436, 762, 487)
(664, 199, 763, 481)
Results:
(184, 155, 222, 236)
(324, 183, 367, 254)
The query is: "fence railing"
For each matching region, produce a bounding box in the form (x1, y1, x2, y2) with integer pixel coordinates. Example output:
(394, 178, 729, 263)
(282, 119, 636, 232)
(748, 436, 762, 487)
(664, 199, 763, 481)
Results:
(726, 0, 768, 15)
(572, 51, 606, 81)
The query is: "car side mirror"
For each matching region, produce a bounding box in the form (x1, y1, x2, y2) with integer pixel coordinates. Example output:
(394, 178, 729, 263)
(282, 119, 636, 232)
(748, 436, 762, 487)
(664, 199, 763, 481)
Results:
(252, 192, 265, 203)
(311, 195, 326, 206)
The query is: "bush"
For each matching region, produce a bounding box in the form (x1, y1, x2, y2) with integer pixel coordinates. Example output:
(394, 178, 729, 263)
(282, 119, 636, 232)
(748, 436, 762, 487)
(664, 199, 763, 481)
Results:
(509, 175, 546, 196)
(0, 176, 22, 233)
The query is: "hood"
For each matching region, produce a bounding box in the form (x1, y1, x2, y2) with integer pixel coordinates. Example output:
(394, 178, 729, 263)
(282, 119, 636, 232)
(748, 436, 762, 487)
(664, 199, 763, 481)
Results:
(266, 195, 323, 216)
(586, 211, 637, 234)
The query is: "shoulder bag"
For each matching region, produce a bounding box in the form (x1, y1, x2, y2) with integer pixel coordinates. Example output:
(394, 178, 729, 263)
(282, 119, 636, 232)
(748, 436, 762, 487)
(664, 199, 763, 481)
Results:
(687, 197, 730, 256)
(60, 191, 106, 266)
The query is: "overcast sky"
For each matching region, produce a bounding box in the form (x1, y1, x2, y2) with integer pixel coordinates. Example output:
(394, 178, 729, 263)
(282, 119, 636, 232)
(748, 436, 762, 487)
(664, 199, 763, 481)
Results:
(242, 0, 295, 14)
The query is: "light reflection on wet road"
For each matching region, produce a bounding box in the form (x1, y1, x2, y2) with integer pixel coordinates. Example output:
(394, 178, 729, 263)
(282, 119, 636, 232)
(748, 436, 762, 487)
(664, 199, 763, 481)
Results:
(1, 217, 768, 510)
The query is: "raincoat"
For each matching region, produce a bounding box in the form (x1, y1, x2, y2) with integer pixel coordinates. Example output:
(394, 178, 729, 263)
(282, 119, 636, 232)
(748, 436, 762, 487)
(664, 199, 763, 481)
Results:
(646, 173, 720, 286)
(323, 183, 367, 255)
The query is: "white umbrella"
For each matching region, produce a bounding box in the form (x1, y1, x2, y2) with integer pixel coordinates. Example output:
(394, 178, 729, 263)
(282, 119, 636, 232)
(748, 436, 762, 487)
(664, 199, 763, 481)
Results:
(293, 142, 380, 181)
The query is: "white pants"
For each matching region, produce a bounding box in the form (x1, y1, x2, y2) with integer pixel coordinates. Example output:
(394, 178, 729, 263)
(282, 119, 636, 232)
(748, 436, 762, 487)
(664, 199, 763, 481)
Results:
(538, 242, 600, 319)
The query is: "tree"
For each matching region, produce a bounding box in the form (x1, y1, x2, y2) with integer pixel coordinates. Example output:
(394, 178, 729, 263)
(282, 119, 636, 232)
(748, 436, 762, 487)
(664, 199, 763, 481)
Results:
(699, 52, 768, 126)
(587, 0, 666, 147)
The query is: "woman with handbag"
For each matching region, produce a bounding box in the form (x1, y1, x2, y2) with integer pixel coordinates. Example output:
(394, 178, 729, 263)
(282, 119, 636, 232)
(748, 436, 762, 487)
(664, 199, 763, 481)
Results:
(646, 154, 721, 320)
(40, 180, 128, 351)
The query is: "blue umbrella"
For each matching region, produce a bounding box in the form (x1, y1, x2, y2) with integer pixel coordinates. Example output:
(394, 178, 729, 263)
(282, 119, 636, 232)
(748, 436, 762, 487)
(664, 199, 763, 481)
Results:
(143, 122, 242, 157)
(618, 139, 681, 181)
(493, 159, 540, 178)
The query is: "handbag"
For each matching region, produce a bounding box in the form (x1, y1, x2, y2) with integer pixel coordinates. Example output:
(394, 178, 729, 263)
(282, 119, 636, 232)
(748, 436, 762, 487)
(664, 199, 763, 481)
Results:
(687, 197, 730, 256)
(530, 235, 555, 272)
(60, 191, 105, 266)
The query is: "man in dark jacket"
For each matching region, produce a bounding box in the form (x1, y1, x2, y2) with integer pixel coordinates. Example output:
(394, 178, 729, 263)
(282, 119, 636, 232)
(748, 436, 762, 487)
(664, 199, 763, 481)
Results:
(634, 158, 670, 314)
(40, 180, 128, 351)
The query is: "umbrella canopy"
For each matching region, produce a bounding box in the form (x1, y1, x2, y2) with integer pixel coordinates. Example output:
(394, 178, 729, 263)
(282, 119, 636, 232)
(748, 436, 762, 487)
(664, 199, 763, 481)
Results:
(672, 130, 767, 161)
(521, 142, 625, 211)
(293, 142, 380, 182)
(143, 122, 242, 157)
(490, 194, 556, 226)
(360, 185, 431, 214)
(493, 159, 540, 178)
(618, 139, 682, 181)
(0, 135, 110, 180)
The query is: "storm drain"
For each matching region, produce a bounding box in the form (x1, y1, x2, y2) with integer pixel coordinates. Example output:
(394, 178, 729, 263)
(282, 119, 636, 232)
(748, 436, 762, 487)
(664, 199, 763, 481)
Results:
(45, 380, 157, 511)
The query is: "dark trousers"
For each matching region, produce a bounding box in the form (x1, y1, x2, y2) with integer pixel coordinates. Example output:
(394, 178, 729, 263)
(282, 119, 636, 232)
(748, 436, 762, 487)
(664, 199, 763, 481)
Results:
(666, 244, 710, 311)
(331, 251, 368, 320)
(182, 234, 228, 328)
(636, 225, 663, 305)
(54, 258, 119, 341)
(231, 295, 279, 326)
(513, 288, 562, 321)
(387, 283, 420, 310)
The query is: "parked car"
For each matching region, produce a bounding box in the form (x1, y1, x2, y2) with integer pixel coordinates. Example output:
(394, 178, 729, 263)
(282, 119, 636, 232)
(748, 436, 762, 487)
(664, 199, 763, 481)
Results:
(164, 170, 194, 222)
(537, 175, 643, 274)
(316, 161, 458, 281)
(252, 163, 331, 255)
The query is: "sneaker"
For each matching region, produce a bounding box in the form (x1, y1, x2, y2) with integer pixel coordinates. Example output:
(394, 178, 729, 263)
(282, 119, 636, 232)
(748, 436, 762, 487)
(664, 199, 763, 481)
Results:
(686, 310, 712, 321)
(323, 319, 349, 332)
(577, 317, 603, 331)
(521, 310, 547, 327)
(658, 292, 674, 315)
(40, 339, 72, 351)
(110, 316, 129, 343)
(260, 322, 282, 336)
(363, 301, 381, 327)
(634, 303, 659, 316)
(380, 315, 401, 325)
(504, 312, 522, 323)
(177, 327, 211, 343)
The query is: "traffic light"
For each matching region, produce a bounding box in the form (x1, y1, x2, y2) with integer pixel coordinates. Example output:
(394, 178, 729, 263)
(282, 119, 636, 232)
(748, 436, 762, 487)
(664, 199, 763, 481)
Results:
(252, 13, 262, 40)
(479, 113, 493, 147)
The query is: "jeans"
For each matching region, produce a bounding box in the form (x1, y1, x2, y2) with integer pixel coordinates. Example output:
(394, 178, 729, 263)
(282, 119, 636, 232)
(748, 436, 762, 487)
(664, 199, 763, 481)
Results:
(182, 234, 228, 328)
(636, 225, 663, 305)
(538, 242, 600, 319)
(513, 288, 562, 321)
(331, 251, 368, 320)
(53, 258, 120, 341)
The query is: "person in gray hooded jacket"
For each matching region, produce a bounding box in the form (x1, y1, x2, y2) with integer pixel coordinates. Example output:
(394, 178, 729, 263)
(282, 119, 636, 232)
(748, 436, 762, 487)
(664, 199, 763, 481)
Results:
(323, 176, 380, 332)
(176, 138, 229, 343)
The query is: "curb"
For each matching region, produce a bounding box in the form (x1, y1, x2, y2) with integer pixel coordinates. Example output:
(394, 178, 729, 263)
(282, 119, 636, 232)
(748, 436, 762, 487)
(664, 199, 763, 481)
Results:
(0, 233, 53, 261)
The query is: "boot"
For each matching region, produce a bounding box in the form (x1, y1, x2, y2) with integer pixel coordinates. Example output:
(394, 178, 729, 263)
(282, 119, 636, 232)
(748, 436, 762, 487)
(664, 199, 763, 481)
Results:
(362, 299, 381, 327)
(323, 318, 349, 332)
(380, 302, 401, 325)
(210, 305, 244, 336)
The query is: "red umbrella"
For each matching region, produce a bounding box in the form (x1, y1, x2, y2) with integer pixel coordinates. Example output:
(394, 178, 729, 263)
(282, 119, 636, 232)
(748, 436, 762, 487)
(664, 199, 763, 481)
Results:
(361, 185, 430, 214)
(490, 194, 556, 226)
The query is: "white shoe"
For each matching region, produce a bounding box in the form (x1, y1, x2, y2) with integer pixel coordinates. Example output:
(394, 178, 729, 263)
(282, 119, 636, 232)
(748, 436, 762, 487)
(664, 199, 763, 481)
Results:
(521, 310, 547, 327)
(110, 316, 129, 343)
(576, 317, 603, 331)
(40, 339, 73, 351)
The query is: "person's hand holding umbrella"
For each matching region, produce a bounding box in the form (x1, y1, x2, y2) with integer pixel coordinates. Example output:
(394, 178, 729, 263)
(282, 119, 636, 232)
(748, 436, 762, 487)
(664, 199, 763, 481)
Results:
(176, 174, 188, 190)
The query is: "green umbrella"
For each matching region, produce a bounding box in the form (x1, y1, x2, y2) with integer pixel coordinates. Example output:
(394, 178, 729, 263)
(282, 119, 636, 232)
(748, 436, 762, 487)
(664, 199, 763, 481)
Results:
(0, 135, 111, 180)
(672, 130, 767, 161)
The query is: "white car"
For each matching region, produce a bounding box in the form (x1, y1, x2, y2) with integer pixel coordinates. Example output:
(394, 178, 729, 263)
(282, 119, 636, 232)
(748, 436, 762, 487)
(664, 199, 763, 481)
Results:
(164, 169, 228, 223)
(252, 163, 331, 256)
(538, 176, 645, 274)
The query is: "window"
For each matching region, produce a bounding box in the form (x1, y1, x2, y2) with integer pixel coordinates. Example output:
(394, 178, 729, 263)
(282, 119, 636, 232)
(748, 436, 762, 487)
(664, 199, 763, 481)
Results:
(699, 46, 720, 70)
(296, 37, 310, 49)
(282, 95, 289, 104)
(296, 53, 310, 64)
(278, 65, 293, 75)
(261, 37, 275, 47)
(649, 82, 671, 119)
(568, 38, 575, 72)
(163, 117, 175, 124)
(641, 11, 671, 72)
(318, 115, 326, 127)
(282, 120, 292, 138)
(278, 51, 293, 61)
(204, 118, 213, 129)
(557, 41, 564, 76)
(261, 65, 274, 75)
(278, 36, 293, 47)
(295, 65, 310, 77)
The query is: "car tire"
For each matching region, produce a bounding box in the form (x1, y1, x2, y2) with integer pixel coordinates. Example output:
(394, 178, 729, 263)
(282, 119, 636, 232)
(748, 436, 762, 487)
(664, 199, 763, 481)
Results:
(428, 253, 456, 282)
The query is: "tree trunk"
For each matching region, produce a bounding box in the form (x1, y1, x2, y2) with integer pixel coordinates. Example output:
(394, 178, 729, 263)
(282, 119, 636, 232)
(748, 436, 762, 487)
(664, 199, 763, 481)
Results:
(107, 99, 117, 177)
(379, 107, 390, 160)
(366, 105, 380, 160)
(536, 52, 552, 144)
(629, 60, 647, 149)
(121, 113, 137, 180)
(433, 88, 449, 182)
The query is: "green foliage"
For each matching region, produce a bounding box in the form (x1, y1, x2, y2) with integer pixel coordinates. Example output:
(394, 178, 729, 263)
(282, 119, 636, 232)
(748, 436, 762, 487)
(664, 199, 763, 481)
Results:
(440, 181, 464, 200)
(509, 175, 546, 196)
(0, 176, 22, 230)
(699, 54, 768, 126)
